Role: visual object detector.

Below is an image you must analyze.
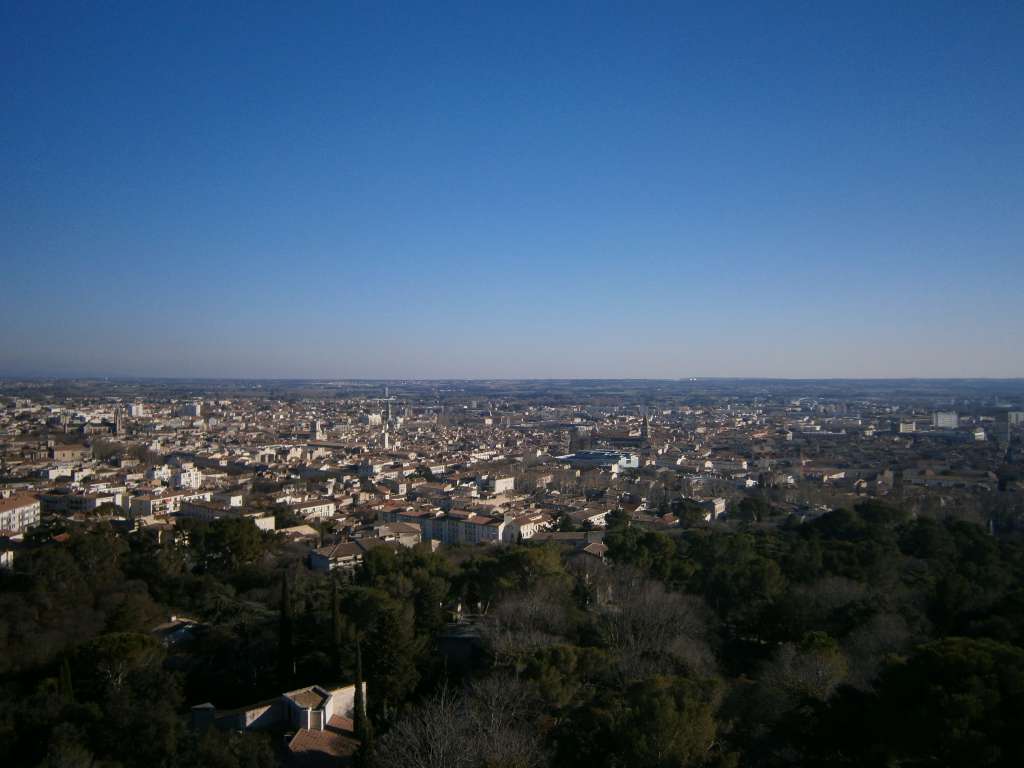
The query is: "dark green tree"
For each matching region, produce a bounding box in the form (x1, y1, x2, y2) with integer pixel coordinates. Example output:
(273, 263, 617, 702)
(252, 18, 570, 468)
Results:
(59, 656, 75, 704)
(332, 578, 344, 672)
(354, 637, 373, 764)
(676, 499, 709, 527)
(874, 637, 1024, 766)
(556, 675, 721, 768)
(278, 571, 294, 689)
(341, 587, 424, 723)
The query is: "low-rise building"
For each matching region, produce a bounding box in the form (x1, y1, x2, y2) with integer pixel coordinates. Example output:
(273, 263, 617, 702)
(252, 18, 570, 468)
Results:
(129, 490, 213, 517)
(178, 499, 275, 531)
(40, 489, 125, 515)
(0, 493, 41, 534)
(485, 476, 515, 494)
(191, 682, 363, 764)
(50, 444, 92, 463)
(310, 537, 397, 572)
(501, 510, 552, 542)
(557, 450, 639, 470)
(287, 499, 337, 520)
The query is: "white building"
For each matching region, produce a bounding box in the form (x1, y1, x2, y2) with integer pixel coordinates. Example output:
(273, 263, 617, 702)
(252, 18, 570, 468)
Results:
(287, 500, 337, 520)
(0, 493, 41, 534)
(486, 476, 515, 494)
(381, 507, 507, 545)
(147, 465, 173, 482)
(501, 511, 552, 542)
(129, 490, 212, 517)
(192, 682, 364, 736)
(174, 466, 204, 490)
(932, 411, 959, 429)
(568, 507, 612, 528)
(440, 512, 507, 544)
(700, 497, 727, 520)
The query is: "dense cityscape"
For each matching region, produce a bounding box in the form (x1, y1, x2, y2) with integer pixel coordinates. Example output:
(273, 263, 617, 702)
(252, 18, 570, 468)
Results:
(1, 378, 1024, 766)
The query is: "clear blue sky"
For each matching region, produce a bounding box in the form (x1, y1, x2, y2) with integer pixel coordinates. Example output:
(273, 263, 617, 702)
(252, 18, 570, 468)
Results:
(2, 1, 1022, 378)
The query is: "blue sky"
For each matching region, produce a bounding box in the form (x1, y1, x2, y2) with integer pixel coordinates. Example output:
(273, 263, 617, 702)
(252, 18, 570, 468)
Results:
(2, 1, 1022, 378)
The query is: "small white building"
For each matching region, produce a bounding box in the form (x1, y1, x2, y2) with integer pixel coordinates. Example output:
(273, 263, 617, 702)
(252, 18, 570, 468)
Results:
(486, 476, 515, 494)
(501, 511, 552, 542)
(288, 500, 337, 520)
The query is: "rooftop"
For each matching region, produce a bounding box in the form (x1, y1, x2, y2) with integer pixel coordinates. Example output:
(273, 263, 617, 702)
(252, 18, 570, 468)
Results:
(0, 493, 39, 513)
(285, 686, 328, 710)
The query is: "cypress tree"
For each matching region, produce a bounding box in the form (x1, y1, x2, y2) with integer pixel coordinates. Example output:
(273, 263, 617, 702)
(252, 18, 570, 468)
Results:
(354, 638, 373, 749)
(59, 656, 75, 703)
(278, 571, 294, 689)
(332, 579, 343, 673)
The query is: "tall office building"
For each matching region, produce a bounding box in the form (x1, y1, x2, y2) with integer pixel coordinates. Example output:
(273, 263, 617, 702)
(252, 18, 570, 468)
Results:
(932, 411, 958, 429)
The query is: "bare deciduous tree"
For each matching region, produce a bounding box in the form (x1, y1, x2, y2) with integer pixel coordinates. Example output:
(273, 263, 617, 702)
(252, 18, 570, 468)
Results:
(597, 567, 717, 681)
(371, 686, 470, 768)
(372, 677, 547, 768)
(480, 583, 574, 673)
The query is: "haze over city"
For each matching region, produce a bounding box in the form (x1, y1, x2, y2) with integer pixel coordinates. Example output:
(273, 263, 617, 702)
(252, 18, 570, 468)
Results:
(3, 2, 1023, 379)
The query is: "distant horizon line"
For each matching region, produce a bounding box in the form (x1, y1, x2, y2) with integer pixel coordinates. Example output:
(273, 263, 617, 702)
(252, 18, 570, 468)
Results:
(3, 375, 1024, 384)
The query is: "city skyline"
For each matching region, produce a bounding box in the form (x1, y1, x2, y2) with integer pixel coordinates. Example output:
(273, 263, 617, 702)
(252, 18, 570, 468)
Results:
(3, 2, 1023, 378)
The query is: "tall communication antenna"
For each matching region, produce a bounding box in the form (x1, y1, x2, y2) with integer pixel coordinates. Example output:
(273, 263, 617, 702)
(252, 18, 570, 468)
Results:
(372, 385, 398, 449)
(372, 389, 398, 418)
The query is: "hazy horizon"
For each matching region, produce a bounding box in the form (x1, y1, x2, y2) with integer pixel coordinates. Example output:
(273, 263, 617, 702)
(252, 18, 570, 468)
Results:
(3, 2, 1022, 378)
(4, 373, 1024, 385)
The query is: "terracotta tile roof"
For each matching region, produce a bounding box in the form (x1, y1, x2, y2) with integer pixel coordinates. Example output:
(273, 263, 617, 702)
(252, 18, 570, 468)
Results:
(327, 715, 354, 733)
(288, 728, 358, 767)
(286, 686, 327, 710)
